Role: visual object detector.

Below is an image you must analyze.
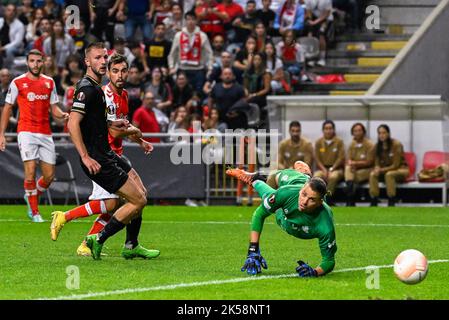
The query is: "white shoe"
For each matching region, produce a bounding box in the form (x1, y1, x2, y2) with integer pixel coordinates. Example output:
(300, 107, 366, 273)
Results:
(185, 199, 198, 207)
(307, 60, 316, 67)
(32, 214, 45, 223)
(24, 194, 32, 220)
(317, 59, 326, 67)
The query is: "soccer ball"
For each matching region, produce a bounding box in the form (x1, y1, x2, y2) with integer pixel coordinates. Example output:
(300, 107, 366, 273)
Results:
(393, 249, 428, 285)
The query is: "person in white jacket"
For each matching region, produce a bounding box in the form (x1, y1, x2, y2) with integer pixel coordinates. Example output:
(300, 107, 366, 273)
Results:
(168, 11, 213, 96)
(0, 4, 25, 67)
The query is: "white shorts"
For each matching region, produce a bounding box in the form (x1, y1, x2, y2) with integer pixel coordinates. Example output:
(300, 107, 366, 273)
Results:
(17, 132, 56, 165)
(89, 181, 119, 200)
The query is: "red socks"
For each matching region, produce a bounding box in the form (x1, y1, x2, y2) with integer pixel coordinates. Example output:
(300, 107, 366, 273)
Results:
(24, 180, 39, 215)
(65, 200, 107, 222)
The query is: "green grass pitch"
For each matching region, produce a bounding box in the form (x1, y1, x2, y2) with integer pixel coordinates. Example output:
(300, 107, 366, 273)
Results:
(0, 205, 448, 300)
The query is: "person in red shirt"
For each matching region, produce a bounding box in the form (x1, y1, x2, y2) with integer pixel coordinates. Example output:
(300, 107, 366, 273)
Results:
(216, 0, 244, 24)
(195, 0, 228, 39)
(0, 49, 69, 222)
(132, 91, 161, 143)
(50, 53, 154, 257)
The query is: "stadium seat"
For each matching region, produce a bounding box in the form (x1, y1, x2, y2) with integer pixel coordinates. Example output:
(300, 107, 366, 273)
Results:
(298, 36, 320, 61)
(46, 154, 80, 206)
(245, 103, 261, 128)
(422, 151, 447, 182)
(404, 152, 416, 182)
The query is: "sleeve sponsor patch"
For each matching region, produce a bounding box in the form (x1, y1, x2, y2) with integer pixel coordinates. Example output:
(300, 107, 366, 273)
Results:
(76, 91, 85, 101)
(263, 194, 276, 210)
(72, 102, 85, 110)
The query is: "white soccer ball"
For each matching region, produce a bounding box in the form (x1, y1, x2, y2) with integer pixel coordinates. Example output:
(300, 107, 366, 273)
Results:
(393, 249, 428, 285)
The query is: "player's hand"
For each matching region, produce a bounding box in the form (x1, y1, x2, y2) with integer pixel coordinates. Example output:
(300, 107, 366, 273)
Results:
(82, 155, 101, 175)
(241, 243, 268, 275)
(140, 139, 153, 155)
(296, 260, 318, 278)
(0, 134, 6, 151)
(61, 112, 69, 121)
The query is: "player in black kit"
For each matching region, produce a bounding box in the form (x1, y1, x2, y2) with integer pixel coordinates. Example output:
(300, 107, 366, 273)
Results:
(67, 42, 160, 260)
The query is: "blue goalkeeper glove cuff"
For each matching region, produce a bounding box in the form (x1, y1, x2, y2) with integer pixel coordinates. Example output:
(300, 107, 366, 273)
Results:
(241, 242, 268, 275)
(296, 260, 318, 278)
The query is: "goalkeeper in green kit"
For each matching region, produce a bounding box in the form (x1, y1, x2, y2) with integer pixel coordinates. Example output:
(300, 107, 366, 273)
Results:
(226, 161, 337, 277)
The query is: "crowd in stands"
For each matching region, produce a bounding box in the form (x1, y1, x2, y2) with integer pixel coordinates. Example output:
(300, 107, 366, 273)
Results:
(0, 0, 365, 138)
(279, 120, 410, 207)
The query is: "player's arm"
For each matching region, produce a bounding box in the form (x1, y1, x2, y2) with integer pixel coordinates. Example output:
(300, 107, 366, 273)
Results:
(109, 123, 141, 139)
(0, 102, 13, 151)
(50, 103, 69, 121)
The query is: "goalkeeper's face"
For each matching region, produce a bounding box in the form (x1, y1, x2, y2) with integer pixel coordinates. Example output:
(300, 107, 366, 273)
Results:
(299, 184, 323, 213)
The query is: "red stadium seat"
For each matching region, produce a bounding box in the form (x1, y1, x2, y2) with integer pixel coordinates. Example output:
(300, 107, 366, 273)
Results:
(404, 152, 416, 182)
(422, 151, 447, 182)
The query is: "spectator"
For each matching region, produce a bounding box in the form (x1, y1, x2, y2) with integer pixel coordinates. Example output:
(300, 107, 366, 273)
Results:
(172, 71, 194, 110)
(211, 34, 225, 67)
(163, 3, 184, 40)
(243, 51, 271, 115)
(234, 35, 257, 72)
(117, 0, 153, 43)
(253, 21, 270, 53)
(42, 0, 62, 20)
(90, 0, 119, 46)
(144, 66, 173, 116)
(332, 0, 361, 32)
(232, 0, 258, 45)
(17, 0, 34, 26)
(209, 67, 247, 130)
(153, 0, 173, 26)
(204, 50, 242, 95)
(132, 91, 162, 143)
(314, 120, 345, 205)
(0, 4, 25, 67)
(25, 8, 46, 48)
(256, 0, 275, 33)
(42, 54, 64, 96)
(30, 16, 51, 53)
(369, 124, 409, 207)
(273, 0, 305, 36)
(203, 107, 227, 132)
(125, 65, 145, 122)
(109, 37, 134, 67)
(216, 0, 244, 41)
(276, 29, 305, 80)
(128, 41, 150, 77)
(168, 12, 213, 96)
(43, 19, 76, 70)
(265, 41, 289, 94)
(278, 120, 313, 170)
(71, 20, 96, 59)
(344, 123, 374, 206)
(61, 53, 82, 91)
(0, 68, 10, 109)
(168, 105, 190, 133)
(145, 22, 172, 71)
(195, 0, 227, 40)
(304, 0, 333, 66)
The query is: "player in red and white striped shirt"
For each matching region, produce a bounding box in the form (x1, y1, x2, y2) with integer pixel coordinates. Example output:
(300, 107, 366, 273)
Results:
(0, 49, 68, 222)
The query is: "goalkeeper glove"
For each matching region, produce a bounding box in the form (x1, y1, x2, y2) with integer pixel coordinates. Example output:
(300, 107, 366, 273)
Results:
(241, 242, 268, 275)
(296, 260, 318, 278)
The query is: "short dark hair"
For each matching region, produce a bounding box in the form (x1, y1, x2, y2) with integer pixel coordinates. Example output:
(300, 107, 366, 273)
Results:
(351, 122, 366, 135)
(322, 120, 335, 130)
(247, 0, 257, 5)
(184, 11, 196, 20)
(154, 22, 166, 29)
(85, 42, 106, 56)
(308, 177, 328, 199)
(27, 49, 43, 60)
(108, 53, 129, 70)
(289, 121, 301, 130)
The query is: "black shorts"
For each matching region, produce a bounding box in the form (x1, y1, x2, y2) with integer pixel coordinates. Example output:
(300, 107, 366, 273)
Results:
(81, 151, 132, 194)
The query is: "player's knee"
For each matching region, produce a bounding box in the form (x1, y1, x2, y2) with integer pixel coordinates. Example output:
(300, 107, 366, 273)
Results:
(105, 199, 119, 212)
(135, 192, 147, 209)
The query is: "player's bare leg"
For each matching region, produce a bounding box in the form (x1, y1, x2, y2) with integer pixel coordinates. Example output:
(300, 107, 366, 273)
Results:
(37, 161, 55, 198)
(85, 176, 159, 260)
(23, 160, 43, 222)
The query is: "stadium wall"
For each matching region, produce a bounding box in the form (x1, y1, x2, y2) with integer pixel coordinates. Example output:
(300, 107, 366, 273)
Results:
(0, 144, 206, 201)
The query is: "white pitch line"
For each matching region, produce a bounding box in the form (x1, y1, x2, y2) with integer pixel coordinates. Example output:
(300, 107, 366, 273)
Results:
(3, 219, 449, 228)
(36, 259, 449, 300)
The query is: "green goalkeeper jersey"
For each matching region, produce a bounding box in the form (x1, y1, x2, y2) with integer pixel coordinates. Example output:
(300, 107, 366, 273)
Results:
(252, 181, 337, 274)
(275, 169, 310, 188)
